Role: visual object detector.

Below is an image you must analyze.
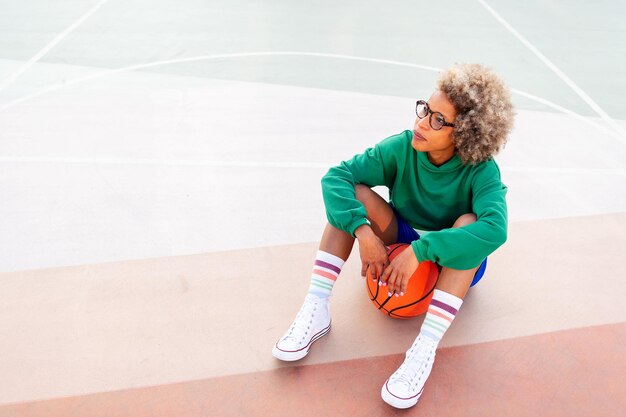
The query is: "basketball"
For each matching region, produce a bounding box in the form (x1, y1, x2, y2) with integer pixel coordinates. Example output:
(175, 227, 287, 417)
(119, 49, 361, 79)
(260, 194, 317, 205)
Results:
(366, 243, 439, 319)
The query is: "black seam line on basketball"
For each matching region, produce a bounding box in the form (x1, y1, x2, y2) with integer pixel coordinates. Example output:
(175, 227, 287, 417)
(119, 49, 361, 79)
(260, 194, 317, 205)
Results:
(366, 274, 382, 301)
(388, 281, 436, 315)
(383, 272, 437, 318)
(374, 278, 382, 299)
(390, 310, 417, 319)
(368, 245, 406, 304)
(379, 243, 406, 308)
(367, 281, 376, 301)
(377, 243, 409, 312)
(368, 284, 384, 309)
(388, 244, 405, 259)
(390, 308, 421, 319)
(378, 294, 394, 310)
(387, 279, 437, 316)
(365, 245, 401, 300)
(369, 275, 382, 300)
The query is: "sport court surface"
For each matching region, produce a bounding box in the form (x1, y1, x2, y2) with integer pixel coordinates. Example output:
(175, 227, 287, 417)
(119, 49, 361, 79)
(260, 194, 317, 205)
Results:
(0, 1, 625, 416)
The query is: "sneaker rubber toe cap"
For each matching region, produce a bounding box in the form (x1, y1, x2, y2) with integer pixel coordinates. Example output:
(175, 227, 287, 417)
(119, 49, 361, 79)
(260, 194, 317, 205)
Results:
(272, 340, 308, 361)
(381, 379, 420, 409)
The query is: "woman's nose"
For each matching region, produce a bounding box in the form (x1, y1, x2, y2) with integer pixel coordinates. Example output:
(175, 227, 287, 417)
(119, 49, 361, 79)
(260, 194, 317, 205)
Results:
(417, 116, 430, 130)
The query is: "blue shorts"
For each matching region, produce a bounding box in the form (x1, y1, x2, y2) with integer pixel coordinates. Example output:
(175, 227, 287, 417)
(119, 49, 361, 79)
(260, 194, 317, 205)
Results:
(392, 207, 487, 287)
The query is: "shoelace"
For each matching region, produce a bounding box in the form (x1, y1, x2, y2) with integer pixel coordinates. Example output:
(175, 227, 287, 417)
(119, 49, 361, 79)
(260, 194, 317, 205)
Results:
(391, 337, 436, 389)
(284, 297, 320, 344)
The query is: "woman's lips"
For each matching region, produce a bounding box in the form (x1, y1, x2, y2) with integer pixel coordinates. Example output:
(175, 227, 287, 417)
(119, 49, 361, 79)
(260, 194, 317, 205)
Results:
(413, 131, 427, 141)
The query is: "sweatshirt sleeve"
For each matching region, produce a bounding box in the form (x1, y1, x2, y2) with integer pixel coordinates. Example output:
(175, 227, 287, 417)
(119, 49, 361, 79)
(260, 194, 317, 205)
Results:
(411, 160, 508, 269)
(321, 132, 407, 236)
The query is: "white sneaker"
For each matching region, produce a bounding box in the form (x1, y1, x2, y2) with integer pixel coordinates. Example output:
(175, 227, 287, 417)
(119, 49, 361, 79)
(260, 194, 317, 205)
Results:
(272, 294, 331, 361)
(381, 334, 438, 409)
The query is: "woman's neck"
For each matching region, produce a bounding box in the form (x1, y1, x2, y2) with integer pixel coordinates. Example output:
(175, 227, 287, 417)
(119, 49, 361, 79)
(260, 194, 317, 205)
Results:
(427, 149, 455, 167)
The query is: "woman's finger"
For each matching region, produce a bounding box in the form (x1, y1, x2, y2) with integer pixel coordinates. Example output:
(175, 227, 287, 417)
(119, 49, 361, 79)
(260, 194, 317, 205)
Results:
(394, 273, 407, 297)
(400, 275, 409, 295)
(375, 262, 385, 281)
(380, 264, 391, 284)
(387, 269, 399, 295)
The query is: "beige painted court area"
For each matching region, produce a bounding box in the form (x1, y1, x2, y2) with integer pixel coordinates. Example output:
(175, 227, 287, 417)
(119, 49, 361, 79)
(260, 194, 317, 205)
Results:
(1, 214, 625, 416)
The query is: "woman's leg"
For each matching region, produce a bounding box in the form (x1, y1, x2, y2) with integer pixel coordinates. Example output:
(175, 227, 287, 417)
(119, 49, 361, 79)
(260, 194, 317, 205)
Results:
(418, 213, 478, 344)
(273, 185, 397, 361)
(382, 213, 480, 409)
(435, 213, 480, 299)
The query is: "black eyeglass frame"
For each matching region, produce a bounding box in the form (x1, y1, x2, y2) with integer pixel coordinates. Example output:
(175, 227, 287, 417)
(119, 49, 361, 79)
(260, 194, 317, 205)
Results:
(415, 100, 455, 130)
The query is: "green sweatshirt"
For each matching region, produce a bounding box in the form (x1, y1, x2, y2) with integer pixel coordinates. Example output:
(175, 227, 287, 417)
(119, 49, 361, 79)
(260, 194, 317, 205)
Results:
(321, 130, 507, 270)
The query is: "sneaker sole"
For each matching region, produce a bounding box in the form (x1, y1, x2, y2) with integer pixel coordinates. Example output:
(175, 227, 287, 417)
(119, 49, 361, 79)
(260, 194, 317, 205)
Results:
(272, 321, 331, 361)
(381, 379, 423, 409)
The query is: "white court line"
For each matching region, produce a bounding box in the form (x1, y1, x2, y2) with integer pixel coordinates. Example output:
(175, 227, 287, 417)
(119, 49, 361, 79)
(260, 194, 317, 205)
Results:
(502, 166, 626, 176)
(0, 52, 441, 113)
(0, 155, 329, 169)
(509, 88, 626, 144)
(0, 51, 624, 145)
(0, 156, 624, 176)
(0, 0, 109, 94)
(477, 0, 626, 142)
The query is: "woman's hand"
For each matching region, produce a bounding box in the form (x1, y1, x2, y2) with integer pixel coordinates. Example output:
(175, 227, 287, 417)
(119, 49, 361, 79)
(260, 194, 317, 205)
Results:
(380, 246, 419, 296)
(355, 225, 389, 281)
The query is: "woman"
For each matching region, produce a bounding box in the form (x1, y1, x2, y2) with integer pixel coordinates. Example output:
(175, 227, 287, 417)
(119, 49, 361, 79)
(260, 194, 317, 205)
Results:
(272, 63, 515, 409)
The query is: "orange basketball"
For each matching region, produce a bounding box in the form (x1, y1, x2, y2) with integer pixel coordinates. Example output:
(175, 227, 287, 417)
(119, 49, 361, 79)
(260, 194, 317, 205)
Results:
(366, 243, 439, 319)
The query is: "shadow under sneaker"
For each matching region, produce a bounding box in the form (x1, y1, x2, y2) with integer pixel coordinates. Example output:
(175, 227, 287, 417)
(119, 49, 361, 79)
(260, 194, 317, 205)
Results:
(381, 334, 438, 409)
(272, 294, 331, 361)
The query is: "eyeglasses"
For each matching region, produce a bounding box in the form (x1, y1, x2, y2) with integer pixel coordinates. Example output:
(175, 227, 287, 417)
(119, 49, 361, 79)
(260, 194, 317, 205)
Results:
(415, 100, 455, 130)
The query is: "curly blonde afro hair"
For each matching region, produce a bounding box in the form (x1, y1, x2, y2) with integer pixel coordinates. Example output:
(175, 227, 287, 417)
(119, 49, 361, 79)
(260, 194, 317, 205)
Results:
(437, 63, 515, 164)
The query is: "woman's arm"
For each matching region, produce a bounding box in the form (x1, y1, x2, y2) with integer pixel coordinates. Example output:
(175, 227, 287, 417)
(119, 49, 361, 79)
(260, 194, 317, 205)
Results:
(321, 131, 408, 236)
(411, 160, 508, 270)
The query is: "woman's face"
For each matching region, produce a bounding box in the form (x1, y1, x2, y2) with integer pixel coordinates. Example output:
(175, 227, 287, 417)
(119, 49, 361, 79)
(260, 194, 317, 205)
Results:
(411, 90, 457, 165)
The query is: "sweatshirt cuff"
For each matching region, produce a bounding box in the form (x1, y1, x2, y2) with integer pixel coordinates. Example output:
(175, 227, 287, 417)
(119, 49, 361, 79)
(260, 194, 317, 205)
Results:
(411, 240, 427, 263)
(347, 218, 371, 237)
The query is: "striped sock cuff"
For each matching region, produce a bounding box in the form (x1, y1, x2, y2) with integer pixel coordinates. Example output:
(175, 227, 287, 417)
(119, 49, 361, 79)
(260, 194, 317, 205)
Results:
(308, 251, 345, 298)
(316, 250, 345, 269)
(432, 289, 463, 310)
(420, 290, 464, 342)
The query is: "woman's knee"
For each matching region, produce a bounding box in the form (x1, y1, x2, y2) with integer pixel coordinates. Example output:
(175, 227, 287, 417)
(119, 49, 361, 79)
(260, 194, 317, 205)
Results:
(354, 184, 375, 204)
(453, 213, 477, 228)
(353, 184, 397, 243)
(354, 184, 389, 216)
